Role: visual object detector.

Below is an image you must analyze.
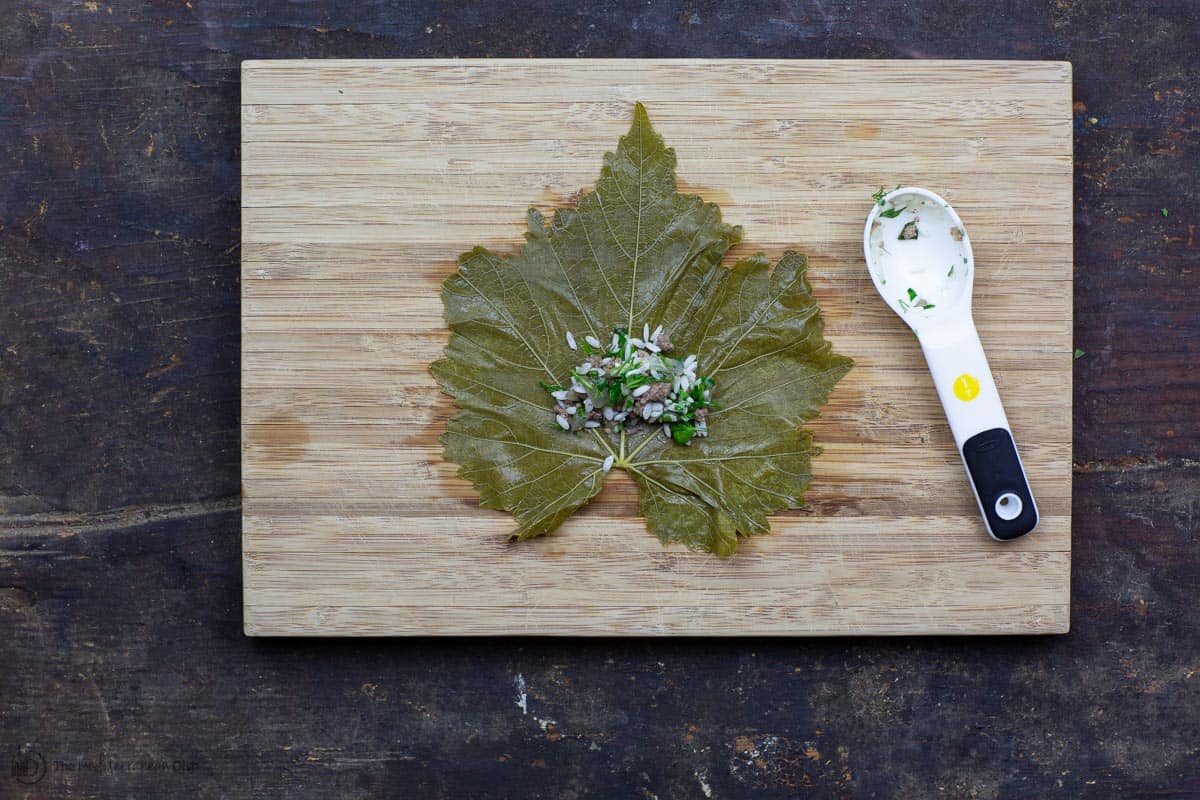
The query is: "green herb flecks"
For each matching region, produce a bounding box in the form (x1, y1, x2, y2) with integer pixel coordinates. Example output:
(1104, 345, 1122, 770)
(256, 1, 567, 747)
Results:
(546, 325, 714, 445)
(902, 287, 934, 311)
(879, 206, 906, 219)
(1074, 348, 1086, 360)
(871, 184, 902, 207)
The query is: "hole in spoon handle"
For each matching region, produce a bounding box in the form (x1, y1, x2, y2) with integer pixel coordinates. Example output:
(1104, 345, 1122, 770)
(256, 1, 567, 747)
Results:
(961, 428, 1039, 540)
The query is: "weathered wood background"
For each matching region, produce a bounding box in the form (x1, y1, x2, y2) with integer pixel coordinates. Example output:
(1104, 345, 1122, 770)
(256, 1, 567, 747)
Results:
(1, 2, 1196, 797)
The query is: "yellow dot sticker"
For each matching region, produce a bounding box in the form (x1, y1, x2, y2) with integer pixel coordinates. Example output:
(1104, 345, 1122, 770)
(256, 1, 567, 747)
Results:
(953, 373, 981, 402)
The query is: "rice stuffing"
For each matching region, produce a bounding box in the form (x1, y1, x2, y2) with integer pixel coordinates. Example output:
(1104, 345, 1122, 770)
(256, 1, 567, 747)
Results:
(542, 326, 715, 446)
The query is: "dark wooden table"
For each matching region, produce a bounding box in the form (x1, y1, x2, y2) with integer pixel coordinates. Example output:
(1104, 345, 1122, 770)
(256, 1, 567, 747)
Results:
(2, 2, 1197, 797)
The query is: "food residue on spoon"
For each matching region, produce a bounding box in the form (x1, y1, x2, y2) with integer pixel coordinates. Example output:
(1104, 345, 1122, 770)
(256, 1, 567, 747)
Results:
(867, 191, 972, 317)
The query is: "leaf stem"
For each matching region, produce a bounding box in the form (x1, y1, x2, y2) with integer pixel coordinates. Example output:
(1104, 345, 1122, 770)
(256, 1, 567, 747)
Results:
(624, 430, 660, 464)
(589, 428, 617, 461)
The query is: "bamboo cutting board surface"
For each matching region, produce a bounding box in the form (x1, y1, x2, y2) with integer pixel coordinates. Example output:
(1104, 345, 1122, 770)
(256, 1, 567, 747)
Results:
(241, 59, 1073, 636)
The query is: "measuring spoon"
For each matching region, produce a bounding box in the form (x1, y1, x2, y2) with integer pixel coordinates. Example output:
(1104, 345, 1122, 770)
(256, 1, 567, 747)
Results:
(863, 187, 1038, 540)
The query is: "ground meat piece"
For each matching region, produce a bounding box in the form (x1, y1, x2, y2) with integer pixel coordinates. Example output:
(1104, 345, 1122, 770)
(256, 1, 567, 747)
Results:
(654, 333, 674, 353)
(644, 382, 672, 402)
(632, 383, 672, 416)
(586, 355, 603, 368)
(587, 409, 602, 421)
(632, 386, 664, 413)
(694, 408, 708, 421)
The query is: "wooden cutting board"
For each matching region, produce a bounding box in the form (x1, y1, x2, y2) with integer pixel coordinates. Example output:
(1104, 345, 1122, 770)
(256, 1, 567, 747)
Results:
(241, 59, 1072, 636)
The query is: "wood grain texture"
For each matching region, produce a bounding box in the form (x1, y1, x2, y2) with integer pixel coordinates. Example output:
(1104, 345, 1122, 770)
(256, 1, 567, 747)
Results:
(240, 59, 1073, 636)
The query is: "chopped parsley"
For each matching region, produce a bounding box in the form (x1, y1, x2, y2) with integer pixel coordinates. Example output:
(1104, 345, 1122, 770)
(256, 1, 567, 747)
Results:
(871, 184, 902, 206)
(879, 206, 906, 219)
(947, 265, 955, 277)
(901, 287, 934, 310)
(1074, 348, 1086, 360)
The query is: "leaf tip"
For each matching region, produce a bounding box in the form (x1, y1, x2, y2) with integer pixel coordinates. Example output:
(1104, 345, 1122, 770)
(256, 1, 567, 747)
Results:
(626, 101, 657, 144)
(428, 357, 451, 390)
(622, 101, 667, 157)
(524, 207, 548, 240)
(458, 243, 495, 264)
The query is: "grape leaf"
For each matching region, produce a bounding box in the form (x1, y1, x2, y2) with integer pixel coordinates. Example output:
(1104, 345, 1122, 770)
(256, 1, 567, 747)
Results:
(431, 103, 852, 555)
